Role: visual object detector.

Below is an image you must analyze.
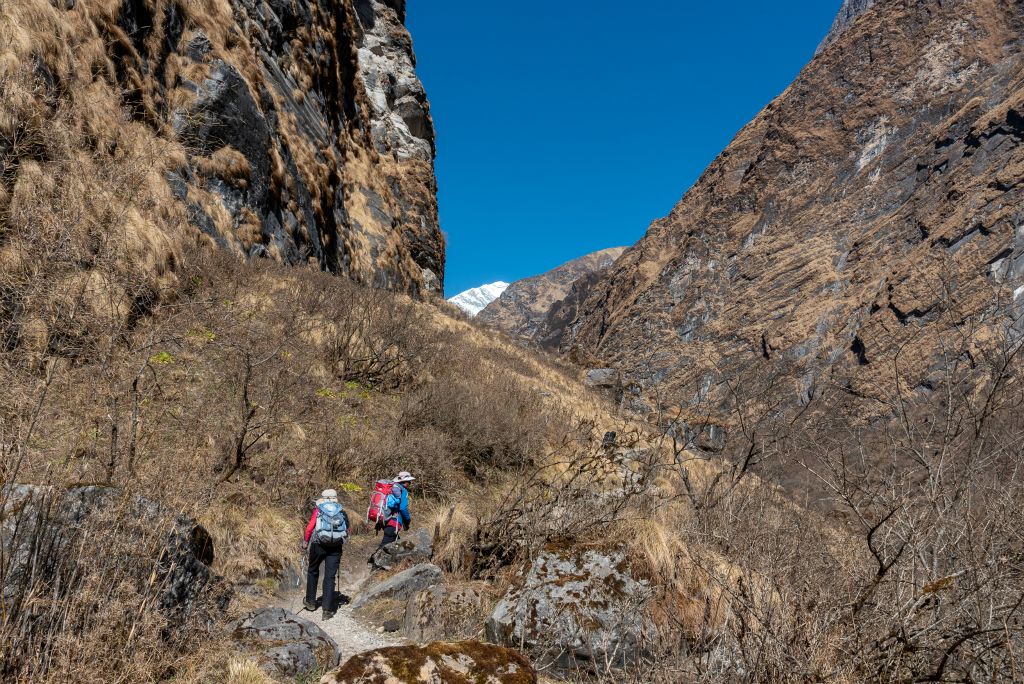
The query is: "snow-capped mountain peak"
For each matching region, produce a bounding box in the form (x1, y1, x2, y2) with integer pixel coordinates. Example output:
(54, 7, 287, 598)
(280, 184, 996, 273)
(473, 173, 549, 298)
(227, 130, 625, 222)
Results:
(448, 281, 510, 316)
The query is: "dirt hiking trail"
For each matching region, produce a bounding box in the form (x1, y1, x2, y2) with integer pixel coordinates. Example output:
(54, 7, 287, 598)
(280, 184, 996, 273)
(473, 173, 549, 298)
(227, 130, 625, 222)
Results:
(276, 533, 407, 658)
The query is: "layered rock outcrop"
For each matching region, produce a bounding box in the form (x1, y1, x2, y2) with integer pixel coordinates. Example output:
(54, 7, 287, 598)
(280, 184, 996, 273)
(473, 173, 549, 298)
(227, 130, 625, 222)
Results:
(478, 247, 625, 348)
(1, 484, 224, 618)
(566, 0, 1024, 412)
(0, 0, 442, 303)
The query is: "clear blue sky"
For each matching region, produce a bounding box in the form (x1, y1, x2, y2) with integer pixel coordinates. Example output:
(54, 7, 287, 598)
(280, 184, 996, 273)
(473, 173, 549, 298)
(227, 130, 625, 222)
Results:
(405, 1, 840, 296)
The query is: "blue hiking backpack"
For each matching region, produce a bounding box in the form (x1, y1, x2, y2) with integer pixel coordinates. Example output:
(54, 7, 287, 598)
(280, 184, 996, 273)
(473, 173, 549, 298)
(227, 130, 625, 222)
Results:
(314, 501, 348, 544)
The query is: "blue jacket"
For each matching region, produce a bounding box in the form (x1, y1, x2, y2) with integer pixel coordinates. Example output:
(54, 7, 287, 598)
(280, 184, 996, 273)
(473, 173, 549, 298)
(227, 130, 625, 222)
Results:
(386, 483, 411, 530)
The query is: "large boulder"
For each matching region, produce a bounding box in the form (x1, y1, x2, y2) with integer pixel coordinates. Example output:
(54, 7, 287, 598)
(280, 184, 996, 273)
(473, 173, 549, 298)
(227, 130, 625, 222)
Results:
(369, 527, 433, 570)
(404, 584, 483, 642)
(353, 562, 443, 610)
(485, 549, 652, 670)
(0, 484, 224, 618)
(320, 641, 536, 683)
(233, 607, 341, 678)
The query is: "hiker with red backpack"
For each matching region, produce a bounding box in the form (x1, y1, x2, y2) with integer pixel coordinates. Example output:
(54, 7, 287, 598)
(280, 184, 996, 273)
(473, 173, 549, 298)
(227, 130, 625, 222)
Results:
(302, 489, 349, 620)
(366, 471, 415, 550)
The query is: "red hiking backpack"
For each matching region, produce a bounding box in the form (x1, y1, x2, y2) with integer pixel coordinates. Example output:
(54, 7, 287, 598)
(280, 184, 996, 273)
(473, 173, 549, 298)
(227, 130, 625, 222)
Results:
(367, 479, 394, 525)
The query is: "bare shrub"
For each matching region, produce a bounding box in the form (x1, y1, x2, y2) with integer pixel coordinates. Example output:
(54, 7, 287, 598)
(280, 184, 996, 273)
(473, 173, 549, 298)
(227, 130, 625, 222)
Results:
(321, 285, 438, 390)
(434, 424, 660, 578)
(399, 351, 555, 476)
(633, 305, 1024, 681)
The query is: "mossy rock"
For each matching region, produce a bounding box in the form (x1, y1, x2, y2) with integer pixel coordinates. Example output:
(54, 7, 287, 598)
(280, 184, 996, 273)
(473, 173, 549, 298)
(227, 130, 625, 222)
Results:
(320, 641, 536, 683)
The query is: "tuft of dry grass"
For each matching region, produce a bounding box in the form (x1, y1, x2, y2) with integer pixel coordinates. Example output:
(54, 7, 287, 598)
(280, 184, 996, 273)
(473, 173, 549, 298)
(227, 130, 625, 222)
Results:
(196, 147, 252, 187)
(430, 500, 488, 577)
(225, 658, 274, 684)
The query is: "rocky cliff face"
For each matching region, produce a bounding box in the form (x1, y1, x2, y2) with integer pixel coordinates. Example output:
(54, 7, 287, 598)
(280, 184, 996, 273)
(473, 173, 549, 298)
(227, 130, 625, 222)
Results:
(0, 0, 442, 302)
(816, 0, 877, 54)
(566, 0, 1024, 412)
(478, 247, 625, 347)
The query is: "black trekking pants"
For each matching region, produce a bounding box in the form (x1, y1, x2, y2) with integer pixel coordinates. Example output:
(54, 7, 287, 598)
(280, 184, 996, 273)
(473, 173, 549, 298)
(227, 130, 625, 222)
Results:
(305, 540, 343, 611)
(378, 526, 399, 548)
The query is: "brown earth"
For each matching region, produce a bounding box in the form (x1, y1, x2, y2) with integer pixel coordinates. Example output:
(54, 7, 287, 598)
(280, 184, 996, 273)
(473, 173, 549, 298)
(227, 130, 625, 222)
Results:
(477, 247, 625, 348)
(565, 0, 1024, 415)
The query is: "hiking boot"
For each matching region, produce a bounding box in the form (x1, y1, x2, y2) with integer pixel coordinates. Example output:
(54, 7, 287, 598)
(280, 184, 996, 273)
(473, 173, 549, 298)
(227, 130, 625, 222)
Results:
(322, 610, 336, 620)
(302, 599, 316, 612)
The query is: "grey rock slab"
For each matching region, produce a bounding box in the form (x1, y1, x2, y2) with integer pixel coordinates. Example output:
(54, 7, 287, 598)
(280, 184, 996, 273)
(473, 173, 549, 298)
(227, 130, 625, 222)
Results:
(353, 562, 442, 609)
(404, 584, 483, 642)
(698, 424, 727, 453)
(585, 368, 621, 389)
(233, 607, 341, 678)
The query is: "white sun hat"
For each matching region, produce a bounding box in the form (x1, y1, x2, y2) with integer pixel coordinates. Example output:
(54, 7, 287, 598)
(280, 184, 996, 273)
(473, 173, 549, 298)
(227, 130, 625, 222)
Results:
(321, 489, 338, 500)
(393, 472, 416, 483)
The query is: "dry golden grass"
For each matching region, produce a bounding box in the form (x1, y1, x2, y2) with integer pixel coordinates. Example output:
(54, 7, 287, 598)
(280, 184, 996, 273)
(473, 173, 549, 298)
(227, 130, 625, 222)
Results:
(202, 501, 298, 584)
(225, 658, 274, 684)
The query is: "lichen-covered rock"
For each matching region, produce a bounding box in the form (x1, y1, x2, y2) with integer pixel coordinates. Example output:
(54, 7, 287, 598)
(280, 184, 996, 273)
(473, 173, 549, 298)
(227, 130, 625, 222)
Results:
(369, 527, 432, 570)
(233, 607, 341, 678)
(353, 562, 443, 610)
(320, 640, 536, 683)
(404, 584, 483, 642)
(0, 484, 224, 618)
(485, 549, 652, 670)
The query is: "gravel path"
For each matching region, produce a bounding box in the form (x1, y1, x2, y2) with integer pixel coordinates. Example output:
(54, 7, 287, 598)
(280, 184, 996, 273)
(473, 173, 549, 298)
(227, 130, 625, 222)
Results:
(277, 537, 407, 660)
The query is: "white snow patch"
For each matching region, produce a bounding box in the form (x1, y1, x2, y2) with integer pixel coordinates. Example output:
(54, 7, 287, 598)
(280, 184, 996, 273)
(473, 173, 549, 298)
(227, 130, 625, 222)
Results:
(448, 281, 510, 316)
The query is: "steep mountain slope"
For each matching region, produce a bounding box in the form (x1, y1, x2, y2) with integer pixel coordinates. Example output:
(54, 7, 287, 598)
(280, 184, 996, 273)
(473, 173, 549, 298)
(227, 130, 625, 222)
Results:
(448, 281, 510, 316)
(0, 0, 443, 311)
(477, 247, 625, 346)
(816, 0, 877, 54)
(566, 0, 1024, 412)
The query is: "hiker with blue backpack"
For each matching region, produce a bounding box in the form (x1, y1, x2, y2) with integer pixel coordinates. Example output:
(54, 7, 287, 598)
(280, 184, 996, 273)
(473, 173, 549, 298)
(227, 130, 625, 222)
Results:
(302, 488, 349, 619)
